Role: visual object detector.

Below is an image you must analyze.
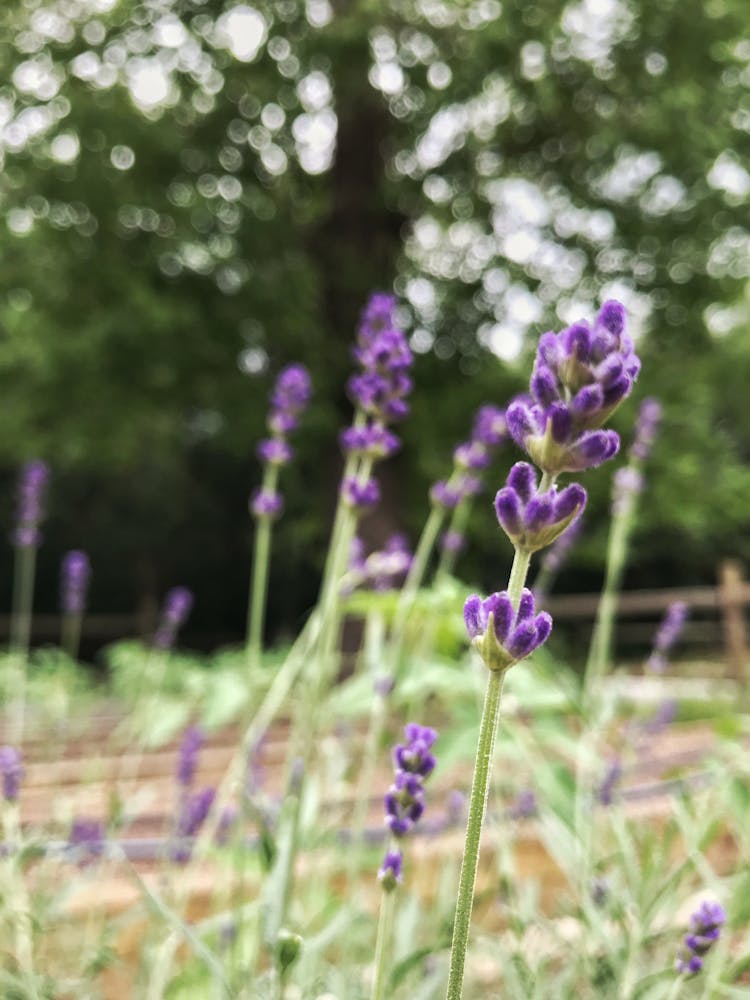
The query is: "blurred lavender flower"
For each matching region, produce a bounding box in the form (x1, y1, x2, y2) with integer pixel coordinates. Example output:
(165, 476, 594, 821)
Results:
(445, 789, 467, 824)
(252, 363, 312, 520)
(69, 817, 105, 864)
(646, 602, 689, 674)
(430, 479, 463, 510)
(464, 588, 552, 673)
(14, 460, 49, 548)
(0, 746, 23, 802)
(676, 900, 726, 975)
(508, 788, 537, 820)
(172, 787, 216, 863)
(495, 461, 587, 553)
(611, 466, 644, 515)
(61, 550, 91, 616)
(341, 476, 380, 510)
(429, 405, 508, 511)
(176, 726, 204, 788)
(250, 489, 283, 519)
(440, 530, 465, 556)
(154, 587, 193, 649)
(363, 534, 413, 591)
(596, 757, 622, 806)
(630, 397, 662, 462)
(507, 301, 639, 475)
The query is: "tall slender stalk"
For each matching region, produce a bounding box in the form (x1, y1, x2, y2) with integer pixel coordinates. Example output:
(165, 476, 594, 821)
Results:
(8, 545, 37, 743)
(445, 546, 533, 1000)
(371, 883, 397, 1000)
(60, 611, 83, 662)
(246, 464, 280, 671)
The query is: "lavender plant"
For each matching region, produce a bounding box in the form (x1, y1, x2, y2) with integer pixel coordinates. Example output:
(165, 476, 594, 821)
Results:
(60, 550, 91, 661)
(373, 723, 438, 1000)
(247, 363, 312, 670)
(446, 301, 639, 999)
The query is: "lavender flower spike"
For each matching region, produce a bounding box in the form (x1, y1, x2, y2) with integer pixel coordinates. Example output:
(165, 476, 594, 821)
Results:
(676, 900, 726, 975)
(495, 462, 587, 553)
(341, 475, 380, 510)
(646, 601, 688, 674)
(14, 459, 49, 548)
(377, 850, 403, 891)
(177, 725, 204, 788)
(464, 588, 552, 673)
(154, 587, 193, 649)
(61, 550, 91, 615)
(630, 397, 662, 462)
(0, 746, 23, 802)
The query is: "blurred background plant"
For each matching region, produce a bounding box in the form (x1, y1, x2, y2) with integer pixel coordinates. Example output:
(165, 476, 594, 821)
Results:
(1, 0, 749, 651)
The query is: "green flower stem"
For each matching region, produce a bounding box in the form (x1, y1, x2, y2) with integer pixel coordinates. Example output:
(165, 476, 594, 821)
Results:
(246, 463, 280, 672)
(664, 974, 686, 1000)
(372, 879, 398, 1000)
(445, 545, 533, 1000)
(1, 801, 39, 999)
(435, 498, 472, 582)
(581, 459, 642, 710)
(389, 504, 445, 663)
(61, 611, 83, 662)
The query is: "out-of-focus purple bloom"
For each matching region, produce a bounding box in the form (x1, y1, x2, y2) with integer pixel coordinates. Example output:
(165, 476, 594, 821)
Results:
(445, 789, 466, 824)
(347, 293, 413, 424)
(472, 405, 508, 448)
(630, 397, 662, 462)
(441, 530, 465, 555)
(250, 489, 284, 519)
(507, 301, 638, 475)
(676, 900, 726, 975)
(176, 726, 204, 788)
(378, 849, 403, 890)
(257, 438, 294, 466)
(340, 424, 400, 459)
(61, 550, 91, 616)
(596, 757, 622, 806)
(646, 602, 688, 674)
(69, 817, 105, 864)
(172, 787, 216, 863)
(364, 534, 413, 591)
(611, 466, 644, 515)
(464, 588, 552, 672)
(430, 479, 463, 510)
(0, 746, 23, 802)
(374, 674, 395, 698)
(154, 587, 193, 649)
(495, 461, 587, 553)
(341, 476, 380, 510)
(454, 441, 491, 471)
(508, 788, 537, 820)
(14, 460, 49, 548)
(269, 364, 312, 433)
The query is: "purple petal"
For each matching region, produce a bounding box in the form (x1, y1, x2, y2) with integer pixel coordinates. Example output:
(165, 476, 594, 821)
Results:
(495, 488, 523, 536)
(553, 483, 587, 521)
(463, 595, 486, 639)
(531, 365, 559, 407)
(525, 495, 555, 532)
(486, 592, 514, 643)
(506, 462, 537, 503)
(517, 588, 535, 622)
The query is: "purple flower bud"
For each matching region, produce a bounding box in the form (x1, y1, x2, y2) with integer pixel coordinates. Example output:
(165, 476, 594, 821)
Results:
(471, 405, 508, 448)
(61, 550, 91, 616)
(378, 849, 403, 890)
(14, 460, 49, 548)
(440, 530, 465, 555)
(69, 817, 105, 864)
(430, 479, 462, 510)
(676, 900, 725, 976)
(364, 534, 413, 591)
(172, 787, 216, 863)
(257, 438, 294, 466)
(270, 364, 312, 417)
(464, 588, 552, 671)
(340, 424, 400, 459)
(630, 397, 662, 461)
(341, 476, 380, 510)
(495, 464, 587, 553)
(176, 726, 204, 788)
(382, 723, 438, 845)
(0, 746, 23, 802)
(154, 587, 193, 649)
(646, 602, 688, 673)
(453, 441, 491, 471)
(250, 489, 284, 519)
